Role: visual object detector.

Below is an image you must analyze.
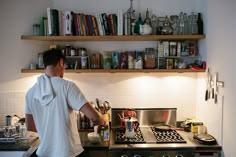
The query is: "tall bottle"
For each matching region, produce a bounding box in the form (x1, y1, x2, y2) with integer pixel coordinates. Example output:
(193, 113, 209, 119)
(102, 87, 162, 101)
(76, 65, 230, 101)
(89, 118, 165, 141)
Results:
(178, 12, 184, 35)
(144, 8, 152, 26)
(197, 13, 203, 34)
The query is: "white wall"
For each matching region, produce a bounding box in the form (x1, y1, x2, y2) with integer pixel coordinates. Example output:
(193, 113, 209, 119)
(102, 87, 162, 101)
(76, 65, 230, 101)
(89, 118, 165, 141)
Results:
(0, 0, 202, 125)
(195, 0, 236, 156)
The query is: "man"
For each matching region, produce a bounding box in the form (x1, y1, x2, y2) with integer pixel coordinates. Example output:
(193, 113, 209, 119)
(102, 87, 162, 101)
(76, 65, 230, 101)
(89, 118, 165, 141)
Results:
(25, 48, 107, 157)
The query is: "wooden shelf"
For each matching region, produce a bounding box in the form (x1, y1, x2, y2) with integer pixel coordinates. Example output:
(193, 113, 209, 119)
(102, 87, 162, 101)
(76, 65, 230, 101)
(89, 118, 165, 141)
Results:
(21, 35, 206, 41)
(21, 69, 205, 73)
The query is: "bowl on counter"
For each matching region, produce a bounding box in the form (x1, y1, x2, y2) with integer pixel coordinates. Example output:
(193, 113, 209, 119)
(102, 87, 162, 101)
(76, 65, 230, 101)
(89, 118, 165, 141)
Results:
(87, 132, 101, 144)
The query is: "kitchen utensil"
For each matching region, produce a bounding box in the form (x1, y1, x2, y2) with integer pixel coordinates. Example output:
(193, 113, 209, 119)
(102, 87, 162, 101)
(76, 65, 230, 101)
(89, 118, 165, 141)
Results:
(103, 101, 111, 113)
(154, 124, 183, 131)
(95, 98, 101, 112)
(124, 116, 139, 138)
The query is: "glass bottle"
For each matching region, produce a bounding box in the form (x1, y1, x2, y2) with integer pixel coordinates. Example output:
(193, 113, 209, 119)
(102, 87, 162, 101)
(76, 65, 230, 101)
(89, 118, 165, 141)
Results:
(197, 13, 203, 34)
(183, 13, 189, 34)
(134, 13, 144, 34)
(151, 15, 158, 35)
(178, 12, 184, 35)
(190, 12, 198, 34)
(126, 0, 136, 35)
(144, 8, 152, 26)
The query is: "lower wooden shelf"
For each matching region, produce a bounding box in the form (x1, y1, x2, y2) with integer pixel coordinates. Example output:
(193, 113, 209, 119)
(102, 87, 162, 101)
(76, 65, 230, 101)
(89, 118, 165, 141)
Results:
(21, 69, 205, 73)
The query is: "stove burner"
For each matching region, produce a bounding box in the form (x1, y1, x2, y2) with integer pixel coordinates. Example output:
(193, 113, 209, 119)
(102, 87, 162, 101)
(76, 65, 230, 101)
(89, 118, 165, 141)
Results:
(151, 127, 186, 143)
(115, 128, 145, 144)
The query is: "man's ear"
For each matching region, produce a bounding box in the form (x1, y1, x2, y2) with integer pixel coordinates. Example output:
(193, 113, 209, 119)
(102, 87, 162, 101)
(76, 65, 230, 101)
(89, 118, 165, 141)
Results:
(59, 59, 64, 67)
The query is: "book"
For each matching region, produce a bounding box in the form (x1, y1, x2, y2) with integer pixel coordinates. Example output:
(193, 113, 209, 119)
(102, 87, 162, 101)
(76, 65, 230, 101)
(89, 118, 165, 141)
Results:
(117, 9, 123, 35)
(41, 17, 47, 36)
(101, 13, 110, 35)
(47, 8, 52, 35)
(95, 14, 104, 36)
(92, 15, 99, 36)
(85, 15, 92, 35)
(64, 11, 72, 36)
(52, 9, 59, 36)
(99, 14, 105, 36)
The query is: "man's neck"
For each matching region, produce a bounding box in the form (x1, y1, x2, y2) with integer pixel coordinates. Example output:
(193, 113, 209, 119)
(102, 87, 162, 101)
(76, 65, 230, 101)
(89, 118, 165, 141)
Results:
(45, 66, 60, 78)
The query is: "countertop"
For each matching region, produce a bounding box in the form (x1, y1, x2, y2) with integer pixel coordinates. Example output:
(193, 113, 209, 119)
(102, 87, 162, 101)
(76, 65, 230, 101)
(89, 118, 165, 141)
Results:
(0, 129, 222, 157)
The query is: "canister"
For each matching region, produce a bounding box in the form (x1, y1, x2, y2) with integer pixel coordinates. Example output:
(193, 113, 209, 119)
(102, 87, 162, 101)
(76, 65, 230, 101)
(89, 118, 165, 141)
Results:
(33, 24, 40, 36)
(103, 51, 112, 69)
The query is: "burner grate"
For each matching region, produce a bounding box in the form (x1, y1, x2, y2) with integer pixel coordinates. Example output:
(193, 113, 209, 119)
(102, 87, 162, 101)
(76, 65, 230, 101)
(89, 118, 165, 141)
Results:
(151, 127, 186, 143)
(115, 128, 145, 144)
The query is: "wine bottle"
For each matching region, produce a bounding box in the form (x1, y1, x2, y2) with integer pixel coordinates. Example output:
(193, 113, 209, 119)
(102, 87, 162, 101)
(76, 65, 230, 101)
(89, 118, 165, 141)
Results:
(197, 13, 203, 34)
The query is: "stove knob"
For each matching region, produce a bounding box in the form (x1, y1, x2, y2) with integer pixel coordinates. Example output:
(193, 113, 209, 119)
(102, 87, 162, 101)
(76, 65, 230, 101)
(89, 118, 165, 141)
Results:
(121, 155, 128, 157)
(162, 155, 170, 157)
(175, 155, 183, 157)
(133, 155, 142, 157)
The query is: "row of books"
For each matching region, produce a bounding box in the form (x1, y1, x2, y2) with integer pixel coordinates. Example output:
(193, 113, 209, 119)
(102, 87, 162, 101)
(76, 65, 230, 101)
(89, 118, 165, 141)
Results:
(42, 8, 124, 36)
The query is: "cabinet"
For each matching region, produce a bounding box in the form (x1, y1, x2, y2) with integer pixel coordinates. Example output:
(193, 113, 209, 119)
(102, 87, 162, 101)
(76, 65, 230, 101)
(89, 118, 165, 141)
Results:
(20, 34, 206, 73)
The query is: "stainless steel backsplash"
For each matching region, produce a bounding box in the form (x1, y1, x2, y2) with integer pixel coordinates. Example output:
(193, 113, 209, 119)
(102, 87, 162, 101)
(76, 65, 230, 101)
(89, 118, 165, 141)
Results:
(111, 108, 177, 128)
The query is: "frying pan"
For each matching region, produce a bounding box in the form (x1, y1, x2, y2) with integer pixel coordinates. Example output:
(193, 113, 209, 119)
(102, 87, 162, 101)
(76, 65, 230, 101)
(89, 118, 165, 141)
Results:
(154, 124, 184, 131)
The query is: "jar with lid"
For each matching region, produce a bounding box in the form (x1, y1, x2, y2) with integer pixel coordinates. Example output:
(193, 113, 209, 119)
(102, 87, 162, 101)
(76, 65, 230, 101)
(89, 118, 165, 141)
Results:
(33, 24, 40, 36)
(144, 48, 156, 69)
(65, 45, 71, 56)
(79, 48, 88, 69)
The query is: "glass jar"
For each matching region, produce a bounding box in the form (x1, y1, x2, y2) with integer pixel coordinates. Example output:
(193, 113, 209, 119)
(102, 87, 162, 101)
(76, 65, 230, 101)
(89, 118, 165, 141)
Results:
(144, 48, 156, 69)
(33, 24, 40, 36)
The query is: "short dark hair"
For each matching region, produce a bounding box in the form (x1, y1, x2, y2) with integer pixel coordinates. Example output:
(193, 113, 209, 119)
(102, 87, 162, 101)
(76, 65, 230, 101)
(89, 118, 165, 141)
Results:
(43, 49, 66, 67)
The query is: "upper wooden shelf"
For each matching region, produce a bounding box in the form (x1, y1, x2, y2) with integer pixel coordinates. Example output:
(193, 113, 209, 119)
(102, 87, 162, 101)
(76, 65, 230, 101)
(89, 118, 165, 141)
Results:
(21, 35, 206, 41)
(21, 69, 205, 73)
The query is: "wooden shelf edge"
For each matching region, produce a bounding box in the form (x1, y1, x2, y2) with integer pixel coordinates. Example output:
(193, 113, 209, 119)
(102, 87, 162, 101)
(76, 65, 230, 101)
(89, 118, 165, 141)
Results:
(21, 35, 206, 41)
(21, 69, 205, 73)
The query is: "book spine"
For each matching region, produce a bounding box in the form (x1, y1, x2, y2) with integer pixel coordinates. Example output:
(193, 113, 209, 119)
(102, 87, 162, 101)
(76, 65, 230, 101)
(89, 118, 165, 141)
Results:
(92, 16, 99, 36)
(82, 14, 88, 35)
(64, 11, 72, 36)
(95, 14, 103, 36)
(88, 15, 95, 36)
(99, 14, 105, 36)
(78, 14, 84, 36)
(101, 13, 110, 35)
(117, 9, 123, 35)
(47, 8, 52, 35)
(73, 13, 79, 35)
(52, 9, 59, 36)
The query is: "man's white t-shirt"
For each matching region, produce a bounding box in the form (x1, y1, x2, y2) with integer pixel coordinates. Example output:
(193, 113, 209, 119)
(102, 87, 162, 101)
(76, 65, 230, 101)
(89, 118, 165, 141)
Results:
(25, 75, 87, 157)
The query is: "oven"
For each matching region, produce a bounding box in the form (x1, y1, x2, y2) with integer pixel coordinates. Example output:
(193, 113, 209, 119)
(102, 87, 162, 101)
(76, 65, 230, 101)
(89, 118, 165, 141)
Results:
(109, 108, 195, 157)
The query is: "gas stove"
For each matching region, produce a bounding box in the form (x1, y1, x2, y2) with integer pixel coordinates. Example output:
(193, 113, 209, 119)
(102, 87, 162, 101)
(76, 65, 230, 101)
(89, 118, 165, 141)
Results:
(110, 108, 194, 157)
(114, 127, 186, 144)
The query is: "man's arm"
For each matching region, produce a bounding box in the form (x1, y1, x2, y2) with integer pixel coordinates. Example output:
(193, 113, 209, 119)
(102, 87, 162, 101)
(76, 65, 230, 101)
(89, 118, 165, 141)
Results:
(25, 114, 37, 132)
(79, 102, 107, 127)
